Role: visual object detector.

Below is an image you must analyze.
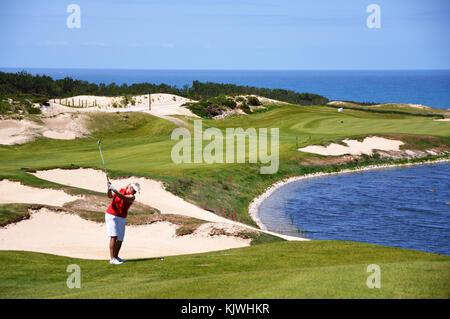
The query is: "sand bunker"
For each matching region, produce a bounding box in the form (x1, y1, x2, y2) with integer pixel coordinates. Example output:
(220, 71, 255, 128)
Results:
(0, 180, 82, 206)
(31, 168, 226, 223)
(299, 136, 404, 156)
(0, 119, 42, 145)
(30, 168, 304, 242)
(0, 207, 251, 259)
(0, 168, 304, 259)
(434, 118, 450, 122)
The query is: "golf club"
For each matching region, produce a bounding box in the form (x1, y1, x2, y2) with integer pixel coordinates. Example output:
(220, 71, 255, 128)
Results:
(97, 139, 109, 182)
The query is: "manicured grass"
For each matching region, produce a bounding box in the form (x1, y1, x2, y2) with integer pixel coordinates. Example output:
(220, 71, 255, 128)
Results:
(0, 204, 31, 227)
(0, 104, 449, 226)
(0, 241, 448, 298)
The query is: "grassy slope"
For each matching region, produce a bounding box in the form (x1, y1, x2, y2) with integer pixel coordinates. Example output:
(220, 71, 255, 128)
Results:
(0, 241, 448, 298)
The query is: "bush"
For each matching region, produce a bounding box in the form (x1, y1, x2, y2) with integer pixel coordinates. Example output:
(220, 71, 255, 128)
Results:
(25, 106, 41, 114)
(240, 102, 251, 114)
(206, 104, 226, 117)
(187, 103, 209, 117)
(31, 97, 48, 104)
(247, 96, 261, 106)
(0, 100, 12, 114)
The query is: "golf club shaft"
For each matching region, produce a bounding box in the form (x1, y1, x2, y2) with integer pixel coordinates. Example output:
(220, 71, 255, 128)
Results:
(98, 140, 109, 182)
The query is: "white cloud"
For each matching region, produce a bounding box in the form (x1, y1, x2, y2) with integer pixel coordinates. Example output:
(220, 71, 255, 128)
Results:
(40, 40, 71, 47)
(81, 41, 107, 47)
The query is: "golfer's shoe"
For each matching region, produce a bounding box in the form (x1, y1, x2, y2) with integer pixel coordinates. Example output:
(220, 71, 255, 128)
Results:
(116, 257, 126, 263)
(109, 258, 124, 265)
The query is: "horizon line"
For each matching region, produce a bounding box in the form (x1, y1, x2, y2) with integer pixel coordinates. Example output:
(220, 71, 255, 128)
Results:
(1, 67, 450, 72)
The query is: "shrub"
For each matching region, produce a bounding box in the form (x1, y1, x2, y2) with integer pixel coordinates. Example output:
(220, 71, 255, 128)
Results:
(240, 102, 251, 114)
(0, 100, 12, 113)
(31, 97, 48, 104)
(206, 104, 226, 117)
(25, 106, 41, 114)
(247, 96, 261, 106)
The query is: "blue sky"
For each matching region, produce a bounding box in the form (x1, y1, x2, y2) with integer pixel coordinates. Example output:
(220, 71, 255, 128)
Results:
(0, 0, 449, 69)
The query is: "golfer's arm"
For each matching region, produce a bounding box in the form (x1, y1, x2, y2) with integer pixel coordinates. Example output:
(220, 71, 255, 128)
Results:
(107, 188, 114, 198)
(113, 190, 134, 203)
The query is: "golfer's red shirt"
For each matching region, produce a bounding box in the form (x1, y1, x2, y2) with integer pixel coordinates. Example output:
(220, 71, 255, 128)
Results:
(106, 188, 133, 218)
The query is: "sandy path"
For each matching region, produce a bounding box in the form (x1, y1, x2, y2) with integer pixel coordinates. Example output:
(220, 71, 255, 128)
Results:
(0, 208, 251, 260)
(298, 136, 404, 156)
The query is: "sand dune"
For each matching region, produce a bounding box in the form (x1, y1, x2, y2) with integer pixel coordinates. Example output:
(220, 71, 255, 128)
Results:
(0, 113, 89, 145)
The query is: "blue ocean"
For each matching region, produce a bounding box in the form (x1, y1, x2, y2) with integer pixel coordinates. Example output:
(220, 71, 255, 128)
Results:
(1, 68, 450, 109)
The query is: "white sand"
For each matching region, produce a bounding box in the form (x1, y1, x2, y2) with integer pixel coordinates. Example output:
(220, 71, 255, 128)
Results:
(31, 168, 226, 223)
(0, 208, 251, 260)
(0, 114, 89, 145)
(249, 158, 450, 230)
(298, 136, 404, 156)
(51, 93, 194, 109)
(434, 118, 450, 122)
(0, 180, 82, 206)
(0, 119, 42, 145)
(30, 168, 304, 241)
(328, 101, 432, 110)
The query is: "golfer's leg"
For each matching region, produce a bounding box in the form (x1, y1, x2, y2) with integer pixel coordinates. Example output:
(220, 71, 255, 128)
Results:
(114, 240, 123, 258)
(109, 237, 117, 260)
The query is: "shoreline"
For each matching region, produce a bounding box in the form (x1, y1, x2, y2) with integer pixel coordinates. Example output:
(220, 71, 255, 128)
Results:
(248, 157, 450, 232)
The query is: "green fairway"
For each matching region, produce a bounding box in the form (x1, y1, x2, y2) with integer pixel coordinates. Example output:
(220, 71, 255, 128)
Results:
(0, 241, 448, 298)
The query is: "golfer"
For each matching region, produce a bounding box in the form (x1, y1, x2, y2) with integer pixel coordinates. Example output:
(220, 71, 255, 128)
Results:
(106, 181, 141, 265)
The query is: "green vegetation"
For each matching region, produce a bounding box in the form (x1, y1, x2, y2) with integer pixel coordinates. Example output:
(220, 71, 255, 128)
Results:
(247, 96, 262, 106)
(0, 204, 31, 227)
(0, 241, 448, 298)
(185, 95, 262, 117)
(0, 71, 328, 114)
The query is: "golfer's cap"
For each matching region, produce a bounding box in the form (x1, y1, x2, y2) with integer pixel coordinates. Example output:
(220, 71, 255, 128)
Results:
(130, 183, 141, 194)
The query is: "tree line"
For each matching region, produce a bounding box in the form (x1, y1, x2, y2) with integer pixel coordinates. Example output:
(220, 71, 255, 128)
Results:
(0, 71, 329, 105)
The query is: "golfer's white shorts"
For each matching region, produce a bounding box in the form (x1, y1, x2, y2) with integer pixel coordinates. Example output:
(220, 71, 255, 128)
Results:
(105, 213, 126, 241)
